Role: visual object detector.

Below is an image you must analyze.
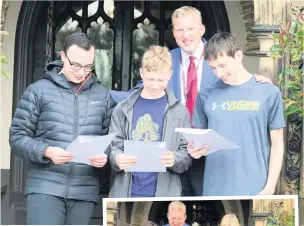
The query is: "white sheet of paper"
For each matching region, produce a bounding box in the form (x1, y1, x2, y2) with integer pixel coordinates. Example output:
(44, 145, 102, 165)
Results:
(124, 140, 167, 172)
(175, 128, 241, 155)
(66, 133, 116, 165)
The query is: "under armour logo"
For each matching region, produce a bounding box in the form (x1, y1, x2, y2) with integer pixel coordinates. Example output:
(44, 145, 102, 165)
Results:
(212, 102, 226, 111)
(90, 101, 101, 105)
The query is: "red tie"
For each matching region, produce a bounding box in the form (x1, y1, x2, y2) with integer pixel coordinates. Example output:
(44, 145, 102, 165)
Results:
(185, 56, 198, 119)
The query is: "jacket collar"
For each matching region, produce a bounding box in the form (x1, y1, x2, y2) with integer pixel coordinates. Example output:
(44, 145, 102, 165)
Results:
(120, 86, 180, 115)
(44, 60, 97, 92)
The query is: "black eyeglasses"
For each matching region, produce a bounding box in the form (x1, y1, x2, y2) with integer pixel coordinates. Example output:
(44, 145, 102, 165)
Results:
(65, 54, 95, 72)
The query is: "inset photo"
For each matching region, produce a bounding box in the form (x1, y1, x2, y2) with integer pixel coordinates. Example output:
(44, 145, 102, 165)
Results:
(104, 196, 298, 226)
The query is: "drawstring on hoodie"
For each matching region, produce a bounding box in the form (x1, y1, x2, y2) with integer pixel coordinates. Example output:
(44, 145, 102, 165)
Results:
(75, 73, 93, 95)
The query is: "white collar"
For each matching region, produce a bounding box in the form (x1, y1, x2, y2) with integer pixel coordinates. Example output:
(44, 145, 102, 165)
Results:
(181, 41, 204, 65)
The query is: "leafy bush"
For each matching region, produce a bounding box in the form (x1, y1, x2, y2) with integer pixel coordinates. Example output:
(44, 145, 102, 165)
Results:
(269, 14, 304, 118)
(0, 30, 10, 79)
(266, 207, 295, 226)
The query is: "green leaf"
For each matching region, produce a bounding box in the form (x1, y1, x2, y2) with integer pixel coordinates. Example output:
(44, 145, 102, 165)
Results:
(283, 34, 289, 43)
(273, 33, 280, 40)
(283, 99, 297, 108)
(268, 52, 282, 58)
(285, 80, 302, 86)
(291, 53, 302, 62)
(270, 44, 282, 52)
(284, 81, 302, 90)
(0, 68, 10, 79)
(284, 68, 294, 75)
(285, 105, 301, 115)
(1, 59, 8, 65)
(296, 30, 304, 37)
(277, 71, 284, 85)
(290, 91, 303, 99)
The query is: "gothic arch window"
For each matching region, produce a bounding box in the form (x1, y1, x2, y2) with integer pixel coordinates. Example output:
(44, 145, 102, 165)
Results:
(46, 0, 230, 91)
(47, 1, 115, 89)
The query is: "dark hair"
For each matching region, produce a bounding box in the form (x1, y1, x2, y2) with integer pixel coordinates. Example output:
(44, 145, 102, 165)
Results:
(205, 32, 240, 61)
(63, 33, 95, 53)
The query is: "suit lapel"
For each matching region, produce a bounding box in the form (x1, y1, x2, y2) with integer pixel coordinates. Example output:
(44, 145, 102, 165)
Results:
(170, 49, 182, 100)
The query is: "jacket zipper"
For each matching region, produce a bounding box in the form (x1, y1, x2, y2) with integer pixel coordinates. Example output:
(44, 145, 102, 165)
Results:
(155, 104, 169, 197)
(65, 94, 78, 199)
(126, 110, 132, 197)
(64, 75, 91, 199)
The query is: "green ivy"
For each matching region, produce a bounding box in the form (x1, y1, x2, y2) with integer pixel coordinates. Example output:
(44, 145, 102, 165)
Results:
(266, 207, 295, 226)
(269, 14, 304, 119)
(0, 31, 10, 79)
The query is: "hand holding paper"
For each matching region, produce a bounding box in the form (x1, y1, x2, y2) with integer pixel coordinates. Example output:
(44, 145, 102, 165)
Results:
(175, 128, 241, 155)
(66, 133, 116, 165)
(89, 154, 108, 168)
(124, 140, 167, 172)
(187, 141, 210, 159)
(44, 147, 73, 164)
(115, 154, 137, 170)
(160, 151, 175, 168)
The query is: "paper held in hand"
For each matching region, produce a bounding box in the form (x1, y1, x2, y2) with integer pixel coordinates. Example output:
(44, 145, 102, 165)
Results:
(66, 133, 116, 165)
(175, 128, 241, 155)
(124, 140, 167, 172)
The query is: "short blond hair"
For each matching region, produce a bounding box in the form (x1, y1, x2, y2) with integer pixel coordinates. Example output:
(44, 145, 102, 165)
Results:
(168, 201, 186, 214)
(172, 6, 202, 27)
(141, 45, 172, 73)
(220, 213, 240, 226)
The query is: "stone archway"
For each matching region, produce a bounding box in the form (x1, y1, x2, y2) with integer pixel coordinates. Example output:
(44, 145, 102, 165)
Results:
(222, 200, 246, 226)
(130, 202, 154, 226)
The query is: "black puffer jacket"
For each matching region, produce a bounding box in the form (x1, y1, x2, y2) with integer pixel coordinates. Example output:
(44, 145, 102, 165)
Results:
(9, 61, 115, 203)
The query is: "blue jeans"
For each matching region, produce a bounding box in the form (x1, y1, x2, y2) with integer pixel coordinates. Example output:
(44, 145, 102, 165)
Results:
(25, 193, 95, 225)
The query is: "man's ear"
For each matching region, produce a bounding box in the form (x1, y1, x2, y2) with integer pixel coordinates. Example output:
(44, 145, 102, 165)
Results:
(235, 50, 243, 61)
(166, 70, 173, 81)
(200, 24, 206, 37)
(60, 51, 66, 62)
(139, 68, 144, 79)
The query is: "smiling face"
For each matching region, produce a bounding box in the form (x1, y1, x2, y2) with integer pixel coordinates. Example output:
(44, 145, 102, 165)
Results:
(204, 32, 245, 85)
(167, 208, 187, 226)
(207, 50, 243, 85)
(60, 45, 95, 83)
(172, 7, 205, 55)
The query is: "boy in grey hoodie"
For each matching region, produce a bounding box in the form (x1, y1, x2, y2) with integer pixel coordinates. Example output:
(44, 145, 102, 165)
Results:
(108, 46, 192, 197)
